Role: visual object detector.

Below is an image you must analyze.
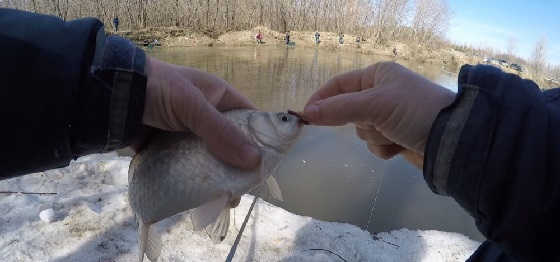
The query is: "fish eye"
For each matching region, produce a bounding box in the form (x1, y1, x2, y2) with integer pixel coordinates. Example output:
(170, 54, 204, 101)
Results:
(277, 112, 292, 123)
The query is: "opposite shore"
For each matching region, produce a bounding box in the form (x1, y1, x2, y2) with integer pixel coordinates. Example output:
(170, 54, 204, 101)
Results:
(109, 26, 476, 66)
(109, 26, 557, 88)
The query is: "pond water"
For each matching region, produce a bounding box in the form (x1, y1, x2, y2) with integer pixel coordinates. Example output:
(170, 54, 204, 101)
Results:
(148, 46, 484, 241)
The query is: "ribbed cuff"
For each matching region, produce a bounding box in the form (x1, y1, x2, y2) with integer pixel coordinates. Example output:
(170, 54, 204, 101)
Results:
(72, 30, 147, 156)
(423, 64, 539, 214)
(94, 33, 147, 151)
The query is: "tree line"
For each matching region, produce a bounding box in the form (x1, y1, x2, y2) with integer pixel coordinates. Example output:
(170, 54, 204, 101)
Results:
(451, 36, 558, 86)
(2, 0, 450, 47)
(3, 0, 556, 85)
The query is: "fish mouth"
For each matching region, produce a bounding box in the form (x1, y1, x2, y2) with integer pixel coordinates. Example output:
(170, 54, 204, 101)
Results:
(287, 110, 309, 125)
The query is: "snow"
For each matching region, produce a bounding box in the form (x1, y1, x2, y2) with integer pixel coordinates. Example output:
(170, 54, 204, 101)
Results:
(0, 153, 481, 262)
(39, 208, 56, 223)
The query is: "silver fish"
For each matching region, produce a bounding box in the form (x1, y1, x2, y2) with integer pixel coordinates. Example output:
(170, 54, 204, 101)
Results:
(128, 109, 303, 262)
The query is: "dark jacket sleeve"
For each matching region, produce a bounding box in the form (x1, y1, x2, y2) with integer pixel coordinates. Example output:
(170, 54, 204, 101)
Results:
(0, 9, 147, 179)
(424, 64, 560, 261)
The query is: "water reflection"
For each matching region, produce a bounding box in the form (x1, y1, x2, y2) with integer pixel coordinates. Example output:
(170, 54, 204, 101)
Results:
(149, 47, 482, 241)
(151, 46, 457, 110)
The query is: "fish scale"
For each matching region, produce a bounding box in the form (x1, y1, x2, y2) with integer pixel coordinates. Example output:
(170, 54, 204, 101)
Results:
(128, 109, 303, 262)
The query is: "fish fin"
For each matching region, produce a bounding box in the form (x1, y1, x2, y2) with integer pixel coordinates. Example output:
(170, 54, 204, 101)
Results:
(138, 219, 148, 262)
(191, 194, 229, 231)
(137, 218, 161, 262)
(265, 176, 284, 202)
(257, 151, 283, 202)
(205, 208, 230, 243)
(145, 225, 162, 262)
(230, 196, 241, 208)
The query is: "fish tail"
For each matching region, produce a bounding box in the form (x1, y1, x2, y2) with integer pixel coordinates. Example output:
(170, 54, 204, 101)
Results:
(138, 219, 162, 262)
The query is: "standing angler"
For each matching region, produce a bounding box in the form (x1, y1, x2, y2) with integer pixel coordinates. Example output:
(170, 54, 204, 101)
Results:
(113, 16, 119, 32)
(128, 110, 303, 262)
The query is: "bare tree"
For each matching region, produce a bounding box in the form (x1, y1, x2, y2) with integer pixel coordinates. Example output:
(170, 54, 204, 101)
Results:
(551, 65, 560, 82)
(506, 37, 517, 60)
(531, 37, 547, 80)
(2, 0, 453, 48)
(52, 0, 70, 21)
(412, 0, 450, 47)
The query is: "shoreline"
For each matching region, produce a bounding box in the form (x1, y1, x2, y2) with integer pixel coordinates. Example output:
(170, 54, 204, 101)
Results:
(109, 26, 556, 88)
(109, 26, 474, 68)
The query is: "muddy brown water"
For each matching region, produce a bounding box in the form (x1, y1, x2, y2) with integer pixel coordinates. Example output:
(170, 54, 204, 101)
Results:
(147, 46, 484, 241)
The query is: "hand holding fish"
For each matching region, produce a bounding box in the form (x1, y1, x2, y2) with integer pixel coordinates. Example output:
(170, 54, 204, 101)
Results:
(142, 57, 261, 170)
(302, 62, 455, 168)
(131, 58, 304, 262)
(129, 110, 302, 261)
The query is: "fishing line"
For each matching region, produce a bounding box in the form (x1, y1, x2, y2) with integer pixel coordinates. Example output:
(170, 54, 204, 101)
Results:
(364, 168, 385, 232)
(225, 195, 258, 262)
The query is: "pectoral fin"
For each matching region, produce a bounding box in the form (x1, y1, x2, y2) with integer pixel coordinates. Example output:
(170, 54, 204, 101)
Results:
(191, 195, 229, 231)
(205, 208, 230, 243)
(265, 176, 284, 202)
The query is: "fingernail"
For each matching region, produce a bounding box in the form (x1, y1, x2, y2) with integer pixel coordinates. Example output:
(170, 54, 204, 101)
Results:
(303, 103, 320, 121)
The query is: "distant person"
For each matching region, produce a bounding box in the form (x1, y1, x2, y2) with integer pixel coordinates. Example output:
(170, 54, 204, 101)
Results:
(393, 47, 398, 57)
(339, 33, 344, 45)
(286, 31, 291, 45)
(315, 31, 320, 44)
(113, 16, 119, 32)
(147, 39, 159, 49)
(256, 31, 263, 44)
(356, 35, 361, 44)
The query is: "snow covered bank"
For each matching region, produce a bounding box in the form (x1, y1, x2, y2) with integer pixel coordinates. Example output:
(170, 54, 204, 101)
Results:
(0, 153, 480, 261)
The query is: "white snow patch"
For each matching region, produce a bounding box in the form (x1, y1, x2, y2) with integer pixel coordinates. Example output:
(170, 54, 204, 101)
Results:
(39, 208, 56, 223)
(0, 153, 481, 261)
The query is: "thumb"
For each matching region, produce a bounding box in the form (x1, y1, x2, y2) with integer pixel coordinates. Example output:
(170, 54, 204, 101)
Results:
(189, 97, 261, 170)
(302, 89, 374, 125)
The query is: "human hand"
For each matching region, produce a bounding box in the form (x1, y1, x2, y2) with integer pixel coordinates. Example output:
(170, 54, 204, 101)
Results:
(142, 57, 261, 170)
(302, 62, 455, 168)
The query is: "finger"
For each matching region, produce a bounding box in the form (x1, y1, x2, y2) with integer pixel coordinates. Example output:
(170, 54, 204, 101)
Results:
(306, 69, 365, 107)
(302, 89, 373, 125)
(185, 89, 261, 170)
(355, 126, 393, 146)
(216, 87, 256, 111)
(366, 143, 404, 160)
(401, 149, 424, 169)
(182, 67, 256, 111)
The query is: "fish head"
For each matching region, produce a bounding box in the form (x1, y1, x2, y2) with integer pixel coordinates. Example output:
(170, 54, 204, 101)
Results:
(249, 111, 302, 153)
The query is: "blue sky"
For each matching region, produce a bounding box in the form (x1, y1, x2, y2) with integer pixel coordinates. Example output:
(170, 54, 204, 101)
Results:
(446, 0, 559, 65)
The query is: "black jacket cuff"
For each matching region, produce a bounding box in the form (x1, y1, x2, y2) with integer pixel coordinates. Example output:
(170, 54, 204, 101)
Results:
(423, 64, 542, 210)
(422, 64, 559, 260)
(71, 30, 147, 157)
